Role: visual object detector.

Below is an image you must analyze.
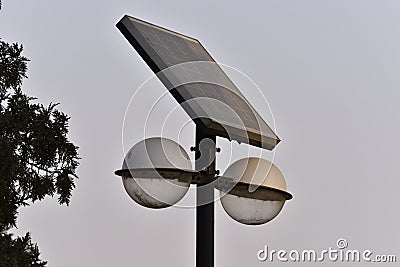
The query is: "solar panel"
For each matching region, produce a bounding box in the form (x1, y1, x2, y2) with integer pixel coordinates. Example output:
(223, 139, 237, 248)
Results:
(117, 15, 280, 150)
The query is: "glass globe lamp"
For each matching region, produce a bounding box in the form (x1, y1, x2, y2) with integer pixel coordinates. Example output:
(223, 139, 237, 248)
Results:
(218, 157, 292, 225)
(119, 137, 192, 208)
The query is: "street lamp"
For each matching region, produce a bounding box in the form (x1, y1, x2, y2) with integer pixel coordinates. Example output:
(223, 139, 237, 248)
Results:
(114, 15, 293, 267)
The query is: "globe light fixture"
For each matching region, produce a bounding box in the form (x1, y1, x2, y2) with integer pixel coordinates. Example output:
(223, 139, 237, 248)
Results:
(117, 137, 192, 208)
(217, 157, 292, 225)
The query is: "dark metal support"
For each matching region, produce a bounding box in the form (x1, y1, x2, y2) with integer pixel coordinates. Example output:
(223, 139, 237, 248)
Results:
(195, 127, 216, 267)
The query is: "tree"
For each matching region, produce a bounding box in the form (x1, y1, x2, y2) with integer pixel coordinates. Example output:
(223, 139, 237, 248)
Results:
(0, 39, 79, 265)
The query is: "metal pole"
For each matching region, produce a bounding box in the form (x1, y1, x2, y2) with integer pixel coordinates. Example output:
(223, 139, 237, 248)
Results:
(195, 126, 216, 267)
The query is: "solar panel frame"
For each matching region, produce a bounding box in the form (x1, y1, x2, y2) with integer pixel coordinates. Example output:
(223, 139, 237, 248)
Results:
(116, 15, 280, 150)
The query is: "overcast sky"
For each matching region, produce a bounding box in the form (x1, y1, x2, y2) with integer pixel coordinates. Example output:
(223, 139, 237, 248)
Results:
(1, 0, 399, 266)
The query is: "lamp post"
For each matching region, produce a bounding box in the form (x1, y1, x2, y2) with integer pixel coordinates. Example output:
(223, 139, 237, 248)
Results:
(115, 131, 292, 267)
(194, 127, 216, 267)
(114, 14, 293, 267)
